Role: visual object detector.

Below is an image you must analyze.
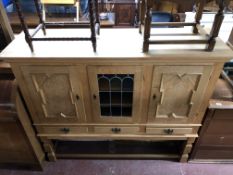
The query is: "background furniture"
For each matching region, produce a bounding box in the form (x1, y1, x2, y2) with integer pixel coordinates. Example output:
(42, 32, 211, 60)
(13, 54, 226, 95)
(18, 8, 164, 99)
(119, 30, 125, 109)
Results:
(0, 6, 44, 169)
(113, 0, 136, 26)
(190, 75, 233, 162)
(2, 0, 12, 8)
(0, 73, 45, 170)
(0, 0, 14, 51)
(41, 0, 79, 22)
(1, 28, 232, 162)
(5, 0, 233, 32)
(6, 0, 135, 31)
(227, 27, 233, 49)
(99, 0, 136, 27)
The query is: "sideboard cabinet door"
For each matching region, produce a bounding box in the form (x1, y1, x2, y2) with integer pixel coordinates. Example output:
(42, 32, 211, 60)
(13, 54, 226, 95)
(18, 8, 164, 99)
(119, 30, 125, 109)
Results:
(148, 65, 213, 123)
(88, 66, 143, 123)
(21, 65, 86, 124)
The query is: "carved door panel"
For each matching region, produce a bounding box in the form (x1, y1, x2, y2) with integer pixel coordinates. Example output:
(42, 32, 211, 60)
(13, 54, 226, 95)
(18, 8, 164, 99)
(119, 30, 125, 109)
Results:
(21, 66, 86, 124)
(148, 65, 213, 123)
(88, 66, 143, 123)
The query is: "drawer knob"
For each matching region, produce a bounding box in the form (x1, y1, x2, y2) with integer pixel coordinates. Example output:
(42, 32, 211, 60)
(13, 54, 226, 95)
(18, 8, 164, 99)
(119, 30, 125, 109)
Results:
(93, 94, 97, 99)
(111, 128, 121, 133)
(60, 128, 70, 134)
(164, 129, 174, 135)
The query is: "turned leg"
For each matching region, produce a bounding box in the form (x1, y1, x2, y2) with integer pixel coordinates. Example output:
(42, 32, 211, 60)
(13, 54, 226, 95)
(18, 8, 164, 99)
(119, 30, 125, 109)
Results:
(33, 0, 46, 35)
(41, 138, 57, 162)
(89, 0, 97, 52)
(193, 0, 206, 34)
(139, 0, 145, 34)
(180, 138, 196, 162)
(143, 0, 153, 52)
(94, 0, 100, 35)
(206, 0, 227, 51)
(13, 0, 34, 52)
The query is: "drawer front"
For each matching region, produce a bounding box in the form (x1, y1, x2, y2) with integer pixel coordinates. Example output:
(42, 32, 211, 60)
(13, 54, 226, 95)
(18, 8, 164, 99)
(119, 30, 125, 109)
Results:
(94, 127, 140, 134)
(194, 149, 233, 159)
(206, 120, 233, 135)
(146, 127, 193, 135)
(200, 135, 233, 146)
(37, 126, 88, 134)
(213, 110, 233, 120)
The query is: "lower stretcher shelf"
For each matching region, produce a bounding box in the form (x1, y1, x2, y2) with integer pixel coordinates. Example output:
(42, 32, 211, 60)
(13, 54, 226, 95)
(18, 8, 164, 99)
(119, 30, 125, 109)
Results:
(54, 140, 184, 159)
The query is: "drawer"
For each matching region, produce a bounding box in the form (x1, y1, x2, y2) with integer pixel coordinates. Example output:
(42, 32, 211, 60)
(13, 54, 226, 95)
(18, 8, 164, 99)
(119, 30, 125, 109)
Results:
(200, 135, 233, 146)
(37, 126, 88, 134)
(146, 127, 193, 135)
(213, 110, 233, 120)
(194, 148, 233, 159)
(94, 127, 140, 134)
(206, 120, 233, 135)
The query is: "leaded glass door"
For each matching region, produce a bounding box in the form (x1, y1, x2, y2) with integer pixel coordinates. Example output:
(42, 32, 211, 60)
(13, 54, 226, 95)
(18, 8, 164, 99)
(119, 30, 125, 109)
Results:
(88, 66, 143, 123)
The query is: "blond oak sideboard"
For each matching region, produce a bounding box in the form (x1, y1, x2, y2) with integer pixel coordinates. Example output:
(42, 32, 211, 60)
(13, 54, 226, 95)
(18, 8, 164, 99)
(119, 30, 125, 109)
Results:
(1, 28, 232, 162)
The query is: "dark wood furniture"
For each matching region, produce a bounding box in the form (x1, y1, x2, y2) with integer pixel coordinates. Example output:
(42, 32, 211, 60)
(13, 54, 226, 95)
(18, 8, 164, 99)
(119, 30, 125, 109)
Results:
(0, 74, 45, 170)
(0, 0, 14, 51)
(0, 5, 44, 169)
(99, 0, 136, 27)
(227, 27, 233, 49)
(140, 0, 229, 52)
(8, 12, 115, 33)
(114, 0, 136, 26)
(190, 76, 233, 162)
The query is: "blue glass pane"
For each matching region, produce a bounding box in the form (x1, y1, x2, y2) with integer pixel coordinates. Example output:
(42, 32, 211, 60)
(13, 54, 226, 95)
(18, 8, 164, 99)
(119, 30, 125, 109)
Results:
(151, 12, 173, 22)
(2, 0, 12, 8)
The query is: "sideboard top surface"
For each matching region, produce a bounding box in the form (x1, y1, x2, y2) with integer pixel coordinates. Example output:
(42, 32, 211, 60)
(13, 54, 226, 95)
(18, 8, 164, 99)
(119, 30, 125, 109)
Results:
(1, 28, 232, 63)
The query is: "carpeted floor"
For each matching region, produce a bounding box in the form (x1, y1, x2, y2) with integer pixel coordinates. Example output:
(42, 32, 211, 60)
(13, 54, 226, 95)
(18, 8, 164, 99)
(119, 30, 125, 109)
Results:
(0, 160, 233, 175)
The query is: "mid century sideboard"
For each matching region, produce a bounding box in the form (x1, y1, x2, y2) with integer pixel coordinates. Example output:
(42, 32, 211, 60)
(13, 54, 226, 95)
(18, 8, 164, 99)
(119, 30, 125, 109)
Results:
(1, 28, 232, 162)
